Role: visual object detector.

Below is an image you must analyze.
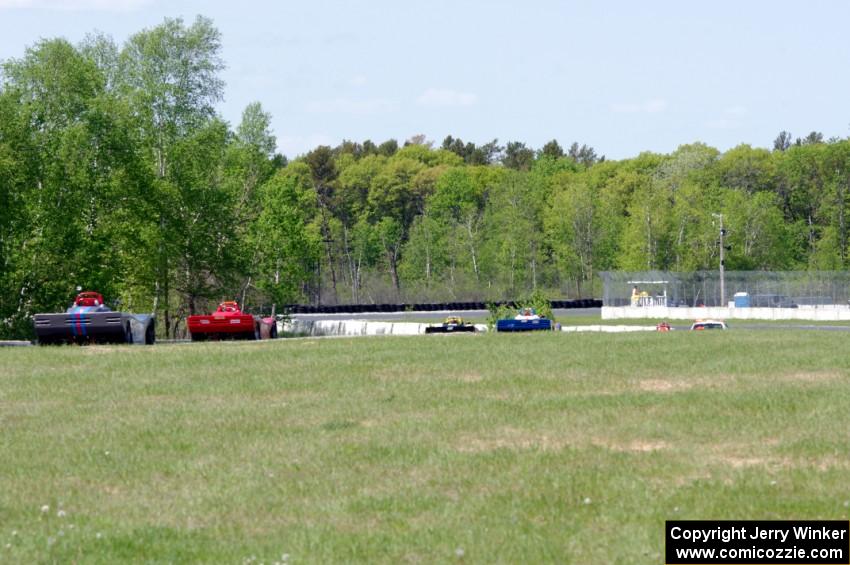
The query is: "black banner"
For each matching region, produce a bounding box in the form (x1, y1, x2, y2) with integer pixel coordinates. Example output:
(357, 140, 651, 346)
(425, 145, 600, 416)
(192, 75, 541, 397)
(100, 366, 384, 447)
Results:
(666, 520, 849, 564)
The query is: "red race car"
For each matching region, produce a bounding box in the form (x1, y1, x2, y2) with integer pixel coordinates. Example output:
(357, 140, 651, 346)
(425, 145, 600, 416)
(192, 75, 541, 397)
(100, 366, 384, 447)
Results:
(187, 301, 277, 341)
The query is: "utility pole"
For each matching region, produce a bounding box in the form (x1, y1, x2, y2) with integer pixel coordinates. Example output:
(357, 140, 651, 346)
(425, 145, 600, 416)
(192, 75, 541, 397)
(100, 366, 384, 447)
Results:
(713, 213, 726, 306)
(719, 215, 726, 306)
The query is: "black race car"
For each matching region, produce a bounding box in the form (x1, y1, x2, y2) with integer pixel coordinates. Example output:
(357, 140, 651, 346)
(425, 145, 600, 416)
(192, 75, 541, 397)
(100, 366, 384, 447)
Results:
(425, 316, 476, 334)
(33, 291, 155, 345)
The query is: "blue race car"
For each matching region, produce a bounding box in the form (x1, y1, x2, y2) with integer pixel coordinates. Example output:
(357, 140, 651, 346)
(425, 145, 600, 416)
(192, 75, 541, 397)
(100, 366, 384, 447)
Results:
(496, 308, 553, 332)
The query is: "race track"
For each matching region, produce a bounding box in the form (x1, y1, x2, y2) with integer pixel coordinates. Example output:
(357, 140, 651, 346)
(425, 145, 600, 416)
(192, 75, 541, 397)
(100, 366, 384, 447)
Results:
(292, 307, 603, 321)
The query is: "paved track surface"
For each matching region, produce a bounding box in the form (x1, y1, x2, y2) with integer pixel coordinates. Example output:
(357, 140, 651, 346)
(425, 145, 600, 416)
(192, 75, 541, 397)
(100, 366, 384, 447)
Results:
(7, 311, 850, 346)
(290, 309, 850, 331)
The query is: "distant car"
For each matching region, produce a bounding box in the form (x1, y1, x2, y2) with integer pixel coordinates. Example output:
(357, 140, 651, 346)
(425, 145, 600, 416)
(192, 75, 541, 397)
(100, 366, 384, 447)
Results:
(690, 319, 727, 331)
(33, 291, 155, 345)
(496, 308, 553, 332)
(187, 301, 277, 341)
(515, 308, 541, 321)
(656, 321, 672, 332)
(425, 316, 476, 334)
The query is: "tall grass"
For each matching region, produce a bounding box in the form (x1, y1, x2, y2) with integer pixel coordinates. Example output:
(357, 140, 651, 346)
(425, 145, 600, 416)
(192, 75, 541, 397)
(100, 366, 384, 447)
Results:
(2, 331, 850, 562)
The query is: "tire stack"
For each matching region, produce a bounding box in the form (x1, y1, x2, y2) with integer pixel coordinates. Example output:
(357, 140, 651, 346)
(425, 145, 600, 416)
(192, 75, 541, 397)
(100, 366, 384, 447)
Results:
(283, 299, 601, 314)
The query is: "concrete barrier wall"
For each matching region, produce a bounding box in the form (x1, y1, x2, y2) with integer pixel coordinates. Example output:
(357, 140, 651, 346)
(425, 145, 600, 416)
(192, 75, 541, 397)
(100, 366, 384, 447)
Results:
(282, 319, 489, 337)
(285, 319, 661, 336)
(561, 325, 657, 332)
(602, 306, 850, 321)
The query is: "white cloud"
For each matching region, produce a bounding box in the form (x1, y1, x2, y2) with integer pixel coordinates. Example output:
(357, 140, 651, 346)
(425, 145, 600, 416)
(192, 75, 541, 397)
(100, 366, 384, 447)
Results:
(348, 75, 367, 87)
(611, 98, 668, 114)
(416, 88, 478, 107)
(0, 0, 153, 11)
(610, 102, 640, 113)
(305, 97, 398, 115)
(644, 98, 667, 113)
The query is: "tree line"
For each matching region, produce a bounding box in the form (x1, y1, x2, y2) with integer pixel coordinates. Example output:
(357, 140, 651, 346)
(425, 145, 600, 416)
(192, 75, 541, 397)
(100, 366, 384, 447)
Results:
(1, 16, 848, 338)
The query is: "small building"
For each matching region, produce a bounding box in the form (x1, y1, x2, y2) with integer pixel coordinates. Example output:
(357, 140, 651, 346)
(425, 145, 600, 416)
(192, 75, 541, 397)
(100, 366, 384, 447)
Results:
(599, 270, 850, 321)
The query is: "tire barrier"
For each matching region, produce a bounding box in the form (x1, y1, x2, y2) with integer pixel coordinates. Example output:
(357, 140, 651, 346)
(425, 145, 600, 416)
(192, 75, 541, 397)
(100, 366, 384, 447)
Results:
(284, 299, 601, 315)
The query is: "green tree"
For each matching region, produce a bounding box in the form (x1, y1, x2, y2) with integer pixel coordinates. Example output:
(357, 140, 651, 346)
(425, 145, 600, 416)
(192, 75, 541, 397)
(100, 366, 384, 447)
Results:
(167, 120, 243, 318)
(481, 170, 541, 295)
(773, 130, 792, 152)
(723, 190, 794, 269)
(546, 176, 599, 296)
(118, 16, 224, 178)
(540, 139, 564, 159)
(367, 157, 426, 295)
(375, 216, 404, 297)
(567, 142, 599, 167)
(400, 213, 449, 294)
(502, 141, 534, 171)
(117, 15, 226, 334)
(304, 145, 340, 302)
(253, 168, 319, 313)
(1, 37, 154, 334)
(814, 142, 850, 267)
(778, 143, 828, 255)
(336, 155, 385, 300)
(377, 139, 398, 157)
(715, 144, 775, 194)
(429, 167, 488, 283)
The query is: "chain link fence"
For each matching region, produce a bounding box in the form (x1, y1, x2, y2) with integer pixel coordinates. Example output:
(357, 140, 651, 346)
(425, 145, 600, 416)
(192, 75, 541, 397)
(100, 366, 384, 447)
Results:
(600, 271, 850, 308)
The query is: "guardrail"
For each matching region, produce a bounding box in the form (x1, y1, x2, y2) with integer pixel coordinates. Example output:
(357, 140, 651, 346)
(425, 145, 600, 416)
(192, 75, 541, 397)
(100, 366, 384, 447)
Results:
(283, 299, 602, 315)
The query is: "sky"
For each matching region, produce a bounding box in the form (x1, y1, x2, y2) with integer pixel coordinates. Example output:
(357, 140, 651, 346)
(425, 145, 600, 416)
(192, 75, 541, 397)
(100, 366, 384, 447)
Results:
(1, 0, 848, 160)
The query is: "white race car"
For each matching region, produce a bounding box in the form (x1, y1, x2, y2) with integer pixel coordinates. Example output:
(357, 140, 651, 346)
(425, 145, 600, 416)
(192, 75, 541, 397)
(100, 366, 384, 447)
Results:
(690, 319, 727, 331)
(514, 308, 541, 320)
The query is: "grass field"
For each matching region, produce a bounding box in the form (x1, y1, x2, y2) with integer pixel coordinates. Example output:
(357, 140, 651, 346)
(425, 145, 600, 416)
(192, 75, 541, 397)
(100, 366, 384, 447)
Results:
(3, 331, 850, 563)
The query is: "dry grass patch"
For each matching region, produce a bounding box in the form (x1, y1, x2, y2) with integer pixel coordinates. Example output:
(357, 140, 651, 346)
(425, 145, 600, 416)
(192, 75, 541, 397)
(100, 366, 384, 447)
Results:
(456, 427, 573, 453)
(371, 367, 427, 382)
(593, 439, 670, 453)
(811, 456, 850, 472)
(371, 368, 485, 383)
(634, 373, 746, 394)
(637, 379, 693, 393)
(79, 346, 125, 355)
(453, 372, 484, 383)
(697, 441, 793, 470)
(775, 371, 845, 384)
(456, 427, 671, 455)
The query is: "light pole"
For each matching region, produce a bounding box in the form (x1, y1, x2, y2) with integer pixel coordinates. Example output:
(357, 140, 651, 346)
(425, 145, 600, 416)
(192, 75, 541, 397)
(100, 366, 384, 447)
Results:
(712, 213, 726, 306)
